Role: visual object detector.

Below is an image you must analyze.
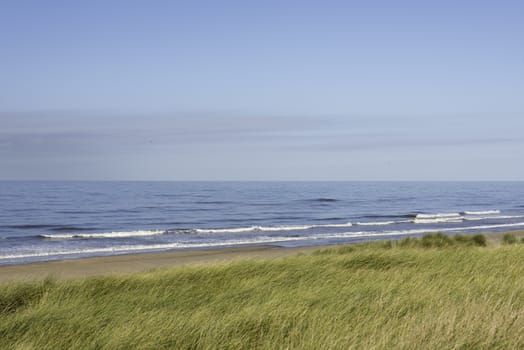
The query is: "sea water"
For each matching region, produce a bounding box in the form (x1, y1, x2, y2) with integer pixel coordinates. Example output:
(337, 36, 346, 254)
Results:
(0, 181, 523, 265)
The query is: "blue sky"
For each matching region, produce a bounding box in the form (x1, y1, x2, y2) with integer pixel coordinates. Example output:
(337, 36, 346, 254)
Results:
(1, 0, 523, 180)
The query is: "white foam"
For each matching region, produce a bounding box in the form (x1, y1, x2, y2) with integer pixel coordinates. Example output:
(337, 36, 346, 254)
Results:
(309, 230, 417, 240)
(256, 225, 315, 231)
(332, 221, 524, 238)
(414, 218, 463, 224)
(195, 222, 353, 234)
(5, 230, 417, 260)
(39, 223, 353, 239)
(40, 230, 165, 239)
(440, 222, 524, 232)
(323, 222, 524, 239)
(193, 225, 301, 234)
(464, 214, 524, 221)
(0, 235, 309, 260)
(415, 213, 461, 219)
(356, 221, 398, 226)
(318, 222, 353, 228)
(194, 226, 263, 234)
(463, 210, 501, 215)
(413, 213, 465, 224)
(37, 211, 524, 240)
(5, 221, 524, 261)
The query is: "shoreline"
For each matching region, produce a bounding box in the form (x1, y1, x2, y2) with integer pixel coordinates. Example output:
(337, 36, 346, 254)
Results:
(1, 229, 523, 283)
(0, 245, 323, 282)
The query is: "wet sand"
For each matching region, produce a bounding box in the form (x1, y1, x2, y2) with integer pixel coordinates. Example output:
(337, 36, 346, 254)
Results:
(1, 230, 523, 283)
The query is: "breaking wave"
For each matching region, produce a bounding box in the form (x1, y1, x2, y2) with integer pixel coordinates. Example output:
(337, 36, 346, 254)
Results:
(39, 230, 166, 239)
(462, 210, 501, 215)
(6, 221, 524, 262)
(355, 221, 400, 226)
(32, 209, 523, 241)
(194, 222, 353, 234)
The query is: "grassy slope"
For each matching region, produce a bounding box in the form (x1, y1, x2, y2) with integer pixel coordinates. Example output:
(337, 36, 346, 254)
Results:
(1, 235, 524, 350)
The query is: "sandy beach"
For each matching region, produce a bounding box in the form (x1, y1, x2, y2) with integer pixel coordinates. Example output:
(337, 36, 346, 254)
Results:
(1, 229, 523, 283)
(0, 244, 323, 282)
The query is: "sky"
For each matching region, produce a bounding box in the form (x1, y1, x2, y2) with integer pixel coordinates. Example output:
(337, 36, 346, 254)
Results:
(1, 0, 523, 180)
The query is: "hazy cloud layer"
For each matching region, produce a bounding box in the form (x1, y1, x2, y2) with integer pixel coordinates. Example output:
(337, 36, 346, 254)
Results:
(1, 110, 523, 180)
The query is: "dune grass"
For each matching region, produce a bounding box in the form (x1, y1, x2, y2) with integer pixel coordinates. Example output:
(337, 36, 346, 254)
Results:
(1, 234, 524, 349)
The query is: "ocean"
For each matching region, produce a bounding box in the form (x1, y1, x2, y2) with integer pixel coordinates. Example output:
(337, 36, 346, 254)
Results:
(1, 181, 523, 265)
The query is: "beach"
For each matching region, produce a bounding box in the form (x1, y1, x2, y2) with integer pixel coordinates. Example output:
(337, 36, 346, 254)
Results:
(0, 244, 322, 282)
(1, 229, 522, 283)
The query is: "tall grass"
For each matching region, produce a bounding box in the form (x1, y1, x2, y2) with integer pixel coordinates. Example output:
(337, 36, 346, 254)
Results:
(1, 234, 523, 349)
(502, 233, 518, 245)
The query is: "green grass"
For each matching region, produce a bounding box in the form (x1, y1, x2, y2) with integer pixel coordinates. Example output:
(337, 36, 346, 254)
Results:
(502, 233, 518, 245)
(1, 234, 524, 349)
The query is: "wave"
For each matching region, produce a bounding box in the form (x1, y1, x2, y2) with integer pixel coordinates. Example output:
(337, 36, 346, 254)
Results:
(194, 226, 271, 234)
(0, 229, 451, 261)
(414, 218, 463, 224)
(410, 212, 516, 224)
(327, 221, 524, 240)
(38, 222, 357, 239)
(40, 230, 166, 239)
(5, 221, 524, 262)
(355, 221, 400, 226)
(462, 210, 501, 215)
(0, 236, 310, 260)
(194, 222, 354, 234)
(439, 222, 524, 233)
(40, 226, 322, 238)
(415, 213, 461, 219)
(5, 230, 424, 261)
(464, 214, 524, 221)
(361, 214, 416, 220)
(410, 210, 519, 224)
(319, 222, 354, 228)
(413, 213, 462, 224)
(31, 209, 523, 240)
